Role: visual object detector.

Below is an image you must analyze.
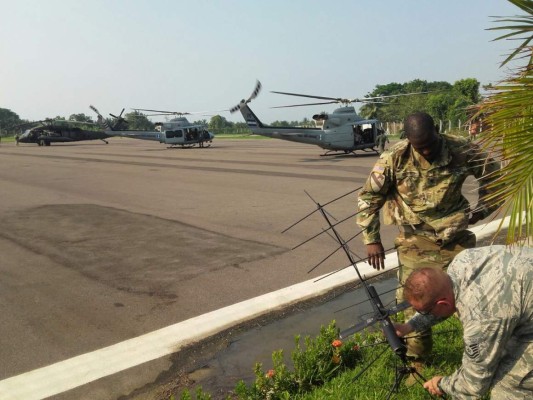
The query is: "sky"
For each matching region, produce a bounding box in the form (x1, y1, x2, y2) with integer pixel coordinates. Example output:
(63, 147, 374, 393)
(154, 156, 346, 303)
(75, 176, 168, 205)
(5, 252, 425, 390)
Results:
(0, 0, 524, 124)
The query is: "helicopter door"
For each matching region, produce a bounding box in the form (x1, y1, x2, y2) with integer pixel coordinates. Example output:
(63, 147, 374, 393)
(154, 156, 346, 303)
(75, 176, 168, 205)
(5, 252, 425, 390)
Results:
(164, 129, 184, 144)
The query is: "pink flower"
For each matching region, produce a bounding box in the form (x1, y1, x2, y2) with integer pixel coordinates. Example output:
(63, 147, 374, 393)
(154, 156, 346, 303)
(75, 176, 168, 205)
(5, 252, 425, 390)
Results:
(265, 369, 275, 378)
(352, 344, 360, 351)
(332, 339, 343, 348)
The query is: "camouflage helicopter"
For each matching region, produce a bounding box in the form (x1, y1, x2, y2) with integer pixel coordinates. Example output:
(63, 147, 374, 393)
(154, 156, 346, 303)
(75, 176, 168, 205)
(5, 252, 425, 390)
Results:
(90, 106, 214, 148)
(15, 118, 112, 146)
(230, 81, 421, 156)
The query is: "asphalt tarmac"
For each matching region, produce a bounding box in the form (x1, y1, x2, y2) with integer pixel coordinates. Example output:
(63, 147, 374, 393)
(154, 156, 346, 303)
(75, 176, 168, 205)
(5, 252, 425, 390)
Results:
(0, 138, 482, 399)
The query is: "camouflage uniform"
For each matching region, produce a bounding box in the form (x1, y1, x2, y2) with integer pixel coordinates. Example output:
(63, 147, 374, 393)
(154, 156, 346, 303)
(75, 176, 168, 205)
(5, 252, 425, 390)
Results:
(356, 134, 499, 359)
(408, 246, 533, 399)
(375, 133, 389, 154)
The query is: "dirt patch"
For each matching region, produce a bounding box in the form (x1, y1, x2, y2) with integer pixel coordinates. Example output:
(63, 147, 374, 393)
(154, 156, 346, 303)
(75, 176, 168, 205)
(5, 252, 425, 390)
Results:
(0, 204, 285, 298)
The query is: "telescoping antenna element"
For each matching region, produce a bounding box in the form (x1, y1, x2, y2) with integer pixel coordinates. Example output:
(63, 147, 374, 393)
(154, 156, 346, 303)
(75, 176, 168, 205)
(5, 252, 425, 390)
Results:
(307, 192, 407, 362)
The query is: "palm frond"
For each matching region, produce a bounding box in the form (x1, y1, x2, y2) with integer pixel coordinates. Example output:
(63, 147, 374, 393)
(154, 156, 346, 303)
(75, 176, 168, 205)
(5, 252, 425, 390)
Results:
(473, 1, 533, 244)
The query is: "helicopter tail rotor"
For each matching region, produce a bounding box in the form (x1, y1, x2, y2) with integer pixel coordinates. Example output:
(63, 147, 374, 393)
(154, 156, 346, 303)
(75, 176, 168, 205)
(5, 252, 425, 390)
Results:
(109, 108, 128, 129)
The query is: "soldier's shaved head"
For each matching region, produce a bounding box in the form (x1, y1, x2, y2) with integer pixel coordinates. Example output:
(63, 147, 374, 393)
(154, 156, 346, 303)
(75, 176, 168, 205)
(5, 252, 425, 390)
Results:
(403, 267, 451, 306)
(404, 112, 437, 141)
(404, 112, 441, 162)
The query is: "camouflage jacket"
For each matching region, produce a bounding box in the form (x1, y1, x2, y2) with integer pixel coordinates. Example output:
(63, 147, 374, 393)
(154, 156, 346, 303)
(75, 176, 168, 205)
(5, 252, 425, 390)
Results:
(356, 134, 500, 245)
(409, 245, 533, 398)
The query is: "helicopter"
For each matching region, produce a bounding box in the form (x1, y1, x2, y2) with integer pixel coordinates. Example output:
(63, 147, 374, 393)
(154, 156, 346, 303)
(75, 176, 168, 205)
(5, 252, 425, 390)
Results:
(15, 118, 112, 146)
(230, 81, 420, 156)
(89, 106, 214, 148)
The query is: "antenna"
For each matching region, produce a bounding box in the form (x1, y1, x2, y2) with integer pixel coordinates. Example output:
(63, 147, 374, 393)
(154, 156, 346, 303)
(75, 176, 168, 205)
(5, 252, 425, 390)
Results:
(285, 189, 443, 398)
(305, 191, 407, 361)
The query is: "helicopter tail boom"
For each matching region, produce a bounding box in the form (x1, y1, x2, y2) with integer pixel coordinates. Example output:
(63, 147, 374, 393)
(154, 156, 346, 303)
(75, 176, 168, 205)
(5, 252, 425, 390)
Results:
(236, 101, 265, 130)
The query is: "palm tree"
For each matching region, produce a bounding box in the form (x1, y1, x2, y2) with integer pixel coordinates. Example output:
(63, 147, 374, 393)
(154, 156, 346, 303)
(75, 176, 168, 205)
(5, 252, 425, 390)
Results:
(474, 0, 533, 244)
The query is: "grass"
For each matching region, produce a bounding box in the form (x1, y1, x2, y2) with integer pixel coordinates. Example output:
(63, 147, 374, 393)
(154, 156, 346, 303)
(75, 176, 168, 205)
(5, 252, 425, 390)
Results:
(176, 317, 473, 400)
(294, 317, 466, 400)
(0, 136, 16, 143)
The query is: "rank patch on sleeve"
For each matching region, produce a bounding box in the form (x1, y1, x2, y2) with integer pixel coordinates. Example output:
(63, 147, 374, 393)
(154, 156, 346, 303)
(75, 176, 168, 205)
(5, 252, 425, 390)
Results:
(370, 172, 385, 192)
(465, 342, 481, 360)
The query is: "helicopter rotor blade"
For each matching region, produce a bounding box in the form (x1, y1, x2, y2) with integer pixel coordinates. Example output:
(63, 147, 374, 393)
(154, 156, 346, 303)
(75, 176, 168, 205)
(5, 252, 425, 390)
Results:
(270, 89, 432, 108)
(89, 105, 102, 117)
(132, 108, 191, 116)
(271, 101, 340, 109)
(246, 80, 262, 103)
(271, 90, 340, 102)
(229, 80, 262, 114)
(363, 91, 431, 101)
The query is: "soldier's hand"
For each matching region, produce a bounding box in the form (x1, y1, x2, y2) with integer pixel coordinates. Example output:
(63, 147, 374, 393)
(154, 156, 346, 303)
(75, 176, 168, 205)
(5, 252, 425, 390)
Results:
(394, 323, 413, 337)
(366, 242, 385, 270)
(424, 376, 444, 397)
(469, 211, 484, 225)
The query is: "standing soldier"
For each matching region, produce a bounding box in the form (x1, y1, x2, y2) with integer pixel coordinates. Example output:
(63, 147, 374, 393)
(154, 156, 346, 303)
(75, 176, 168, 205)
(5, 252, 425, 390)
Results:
(15, 133, 20, 146)
(375, 129, 389, 154)
(356, 112, 500, 365)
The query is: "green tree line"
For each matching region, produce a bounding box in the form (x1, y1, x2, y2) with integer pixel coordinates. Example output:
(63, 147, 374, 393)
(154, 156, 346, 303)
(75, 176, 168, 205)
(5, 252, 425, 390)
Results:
(1, 77, 481, 136)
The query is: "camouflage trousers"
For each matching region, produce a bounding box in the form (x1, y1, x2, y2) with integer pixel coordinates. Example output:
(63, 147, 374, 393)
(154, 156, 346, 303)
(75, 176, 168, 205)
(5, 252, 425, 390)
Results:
(395, 229, 476, 360)
(491, 337, 533, 399)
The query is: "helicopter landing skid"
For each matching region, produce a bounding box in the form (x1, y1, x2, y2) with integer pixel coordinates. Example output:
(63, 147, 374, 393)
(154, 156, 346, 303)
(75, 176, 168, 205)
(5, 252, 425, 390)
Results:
(320, 150, 356, 157)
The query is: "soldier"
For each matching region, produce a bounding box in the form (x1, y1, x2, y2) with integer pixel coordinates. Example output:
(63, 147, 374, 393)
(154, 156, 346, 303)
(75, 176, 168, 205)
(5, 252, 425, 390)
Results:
(375, 130, 389, 154)
(395, 245, 533, 399)
(356, 112, 500, 362)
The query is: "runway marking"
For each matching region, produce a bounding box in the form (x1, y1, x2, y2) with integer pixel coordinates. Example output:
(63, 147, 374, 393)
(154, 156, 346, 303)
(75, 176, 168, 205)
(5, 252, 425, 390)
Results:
(0, 218, 509, 399)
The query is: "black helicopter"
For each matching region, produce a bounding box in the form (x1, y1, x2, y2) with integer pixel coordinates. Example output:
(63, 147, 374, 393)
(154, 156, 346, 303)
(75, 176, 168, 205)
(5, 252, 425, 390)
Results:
(16, 119, 112, 146)
(230, 81, 422, 156)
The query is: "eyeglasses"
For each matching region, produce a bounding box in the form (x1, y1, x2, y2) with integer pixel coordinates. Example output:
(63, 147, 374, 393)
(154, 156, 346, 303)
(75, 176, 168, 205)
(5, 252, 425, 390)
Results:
(417, 300, 440, 316)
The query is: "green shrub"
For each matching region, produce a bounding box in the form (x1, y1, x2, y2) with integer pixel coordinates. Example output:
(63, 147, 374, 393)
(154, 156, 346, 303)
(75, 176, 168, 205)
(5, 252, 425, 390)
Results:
(232, 321, 362, 399)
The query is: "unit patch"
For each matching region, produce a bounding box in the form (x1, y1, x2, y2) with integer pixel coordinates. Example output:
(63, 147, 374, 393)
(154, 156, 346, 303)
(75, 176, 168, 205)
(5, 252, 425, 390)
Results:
(372, 165, 385, 174)
(370, 172, 385, 192)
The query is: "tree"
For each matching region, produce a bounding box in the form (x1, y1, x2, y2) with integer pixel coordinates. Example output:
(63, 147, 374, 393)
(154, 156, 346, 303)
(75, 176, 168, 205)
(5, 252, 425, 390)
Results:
(452, 78, 481, 104)
(208, 115, 231, 131)
(0, 108, 22, 134)
(474, 0, 533, 244)
(426, 93, 454, 122)
(69, 113, 93, 123)
(359, 79, 469, 123)
(124, 111, 155, 130)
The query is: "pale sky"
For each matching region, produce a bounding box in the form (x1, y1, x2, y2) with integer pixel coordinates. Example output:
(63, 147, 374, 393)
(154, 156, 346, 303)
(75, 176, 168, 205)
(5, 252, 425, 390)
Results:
(0, 0, 522, 124)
